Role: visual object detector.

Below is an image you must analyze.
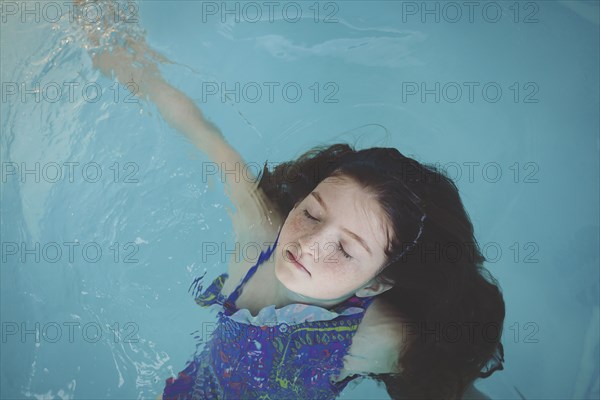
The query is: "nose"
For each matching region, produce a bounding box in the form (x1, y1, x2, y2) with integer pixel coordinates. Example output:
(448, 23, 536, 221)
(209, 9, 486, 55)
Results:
(297, 234, 314, 261)
(297, 228, 329, 264)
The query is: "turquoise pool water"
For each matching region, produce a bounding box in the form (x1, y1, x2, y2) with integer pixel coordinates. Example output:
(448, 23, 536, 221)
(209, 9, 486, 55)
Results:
(1, 1, 598, 399)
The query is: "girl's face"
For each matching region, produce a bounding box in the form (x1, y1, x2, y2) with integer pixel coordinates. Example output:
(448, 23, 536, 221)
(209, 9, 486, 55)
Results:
(274, 175, 392, 301)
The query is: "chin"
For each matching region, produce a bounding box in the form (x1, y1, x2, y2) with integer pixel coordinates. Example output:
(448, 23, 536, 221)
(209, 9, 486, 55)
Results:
(274, 262, 307, 292)
(273, 262, 293, 285)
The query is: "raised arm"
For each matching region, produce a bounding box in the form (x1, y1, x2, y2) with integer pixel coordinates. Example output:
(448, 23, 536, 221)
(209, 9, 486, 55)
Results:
(75, 8, 279, 240)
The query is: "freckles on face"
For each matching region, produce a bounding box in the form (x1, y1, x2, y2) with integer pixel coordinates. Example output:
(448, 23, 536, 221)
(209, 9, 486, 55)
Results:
(274, 176, 390, 300)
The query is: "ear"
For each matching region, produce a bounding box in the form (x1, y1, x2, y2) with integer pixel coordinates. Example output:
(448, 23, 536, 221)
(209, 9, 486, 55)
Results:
(355, 276, 394, 298)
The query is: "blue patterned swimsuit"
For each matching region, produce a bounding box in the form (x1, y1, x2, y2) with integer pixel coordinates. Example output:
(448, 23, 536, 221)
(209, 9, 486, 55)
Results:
(162, 231, 375, 399)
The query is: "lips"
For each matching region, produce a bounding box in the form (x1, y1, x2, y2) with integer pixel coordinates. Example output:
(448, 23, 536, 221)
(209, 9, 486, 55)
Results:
(287, 250, 311, 276)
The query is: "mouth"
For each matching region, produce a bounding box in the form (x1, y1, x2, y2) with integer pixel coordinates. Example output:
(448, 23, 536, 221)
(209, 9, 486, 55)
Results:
(287, 250, 311, 276)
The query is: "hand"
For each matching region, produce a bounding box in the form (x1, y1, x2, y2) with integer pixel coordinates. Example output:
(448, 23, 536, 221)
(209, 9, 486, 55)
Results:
(72, 0, 114, 47)
(71, 0, 161, 98)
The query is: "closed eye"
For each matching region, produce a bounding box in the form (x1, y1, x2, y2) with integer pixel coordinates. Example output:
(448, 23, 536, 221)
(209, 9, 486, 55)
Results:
(302, 209, 352, 259)
(303, 209, 318, 221)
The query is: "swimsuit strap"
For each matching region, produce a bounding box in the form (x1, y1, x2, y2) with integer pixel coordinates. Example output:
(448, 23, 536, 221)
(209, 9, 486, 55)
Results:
(224, 228, 281, 310)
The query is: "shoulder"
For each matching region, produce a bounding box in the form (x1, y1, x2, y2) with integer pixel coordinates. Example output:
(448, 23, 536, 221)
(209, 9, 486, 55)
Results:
(341, 297, 408, 376)
(228, 185, 284, 246)
(361, 297, 410, 350)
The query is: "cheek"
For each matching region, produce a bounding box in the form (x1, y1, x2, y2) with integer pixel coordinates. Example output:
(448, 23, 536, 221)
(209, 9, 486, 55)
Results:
(282, 212, 306, 239)
(287, 214, 304, 232)
(278, 213, 303, 253)
(322, 264, 358, 283)
(309, 267, 365, 299)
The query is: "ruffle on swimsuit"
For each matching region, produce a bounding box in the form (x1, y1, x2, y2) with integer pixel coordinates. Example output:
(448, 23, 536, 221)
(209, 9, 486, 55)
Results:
(191, 272, 368, 327)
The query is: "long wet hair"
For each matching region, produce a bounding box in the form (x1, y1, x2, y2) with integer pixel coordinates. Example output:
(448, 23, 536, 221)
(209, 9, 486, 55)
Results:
(256, 143, 505, 400)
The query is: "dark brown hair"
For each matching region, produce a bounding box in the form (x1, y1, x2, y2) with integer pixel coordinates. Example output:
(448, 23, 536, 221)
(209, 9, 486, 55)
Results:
(257, 143, 505, 399)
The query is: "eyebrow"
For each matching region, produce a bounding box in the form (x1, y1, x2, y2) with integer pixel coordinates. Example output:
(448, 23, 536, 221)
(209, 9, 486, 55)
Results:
(310, 191, 372, 255)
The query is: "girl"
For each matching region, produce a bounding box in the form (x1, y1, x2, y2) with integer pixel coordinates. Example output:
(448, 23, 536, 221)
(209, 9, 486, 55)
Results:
(74, 3, 505, 399)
